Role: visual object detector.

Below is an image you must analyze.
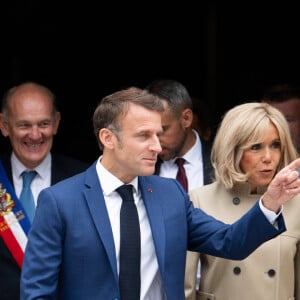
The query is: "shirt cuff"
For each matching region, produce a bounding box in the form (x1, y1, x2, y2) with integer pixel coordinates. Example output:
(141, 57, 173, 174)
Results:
(259, 197, 283, 225)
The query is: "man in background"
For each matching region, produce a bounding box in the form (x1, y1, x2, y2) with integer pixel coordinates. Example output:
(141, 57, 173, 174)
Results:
(263, 82, 300, 153)
(0, 81, 89, 300)
(146, 79, 214, 289)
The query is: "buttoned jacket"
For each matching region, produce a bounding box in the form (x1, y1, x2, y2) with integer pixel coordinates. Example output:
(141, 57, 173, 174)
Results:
(185, 181, 300, 300)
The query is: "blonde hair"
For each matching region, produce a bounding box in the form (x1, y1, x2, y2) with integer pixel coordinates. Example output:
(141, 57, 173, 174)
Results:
(212, 102, 298, 188)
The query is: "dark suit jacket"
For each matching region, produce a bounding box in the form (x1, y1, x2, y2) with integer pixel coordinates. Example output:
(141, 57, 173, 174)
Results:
(0, 152, 89, 300)
(21, 162, 285, 300)
(154, 136, 214, 185)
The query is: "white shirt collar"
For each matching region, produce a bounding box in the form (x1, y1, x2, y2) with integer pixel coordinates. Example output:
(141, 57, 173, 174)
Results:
(183, 129, 202, 165)
(96, 157, 139, 196)
(11, 152, 51, 179)
(164, 129, 202, 167)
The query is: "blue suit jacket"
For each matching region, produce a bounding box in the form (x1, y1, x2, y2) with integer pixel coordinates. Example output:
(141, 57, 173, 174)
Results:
(21, 161, 286, 300)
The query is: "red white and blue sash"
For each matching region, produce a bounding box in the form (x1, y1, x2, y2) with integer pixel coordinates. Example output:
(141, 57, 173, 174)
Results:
(0, 161, 31, 268)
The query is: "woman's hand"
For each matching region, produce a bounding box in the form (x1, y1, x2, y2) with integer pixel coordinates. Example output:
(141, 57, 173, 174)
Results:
(262, 158, 300, 212)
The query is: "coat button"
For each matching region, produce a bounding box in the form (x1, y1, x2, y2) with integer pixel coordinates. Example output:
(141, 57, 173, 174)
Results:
(232, 197, 240, 205)
(267, 269, 276, 277)
(233, 266, 241, 275)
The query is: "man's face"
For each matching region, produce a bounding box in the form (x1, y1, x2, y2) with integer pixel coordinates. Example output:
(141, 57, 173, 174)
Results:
(157, 101, 189, 161)
(101, 102, 163, 183)
(268, 98, 300, 152)
(0, 90, 61, 169)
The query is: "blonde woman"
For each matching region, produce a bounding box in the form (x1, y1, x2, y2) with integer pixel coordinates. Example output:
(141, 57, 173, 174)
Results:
(185, 102, 300, 300)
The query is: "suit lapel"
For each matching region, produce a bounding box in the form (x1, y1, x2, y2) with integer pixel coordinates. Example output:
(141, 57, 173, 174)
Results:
(139, 176, 166, 274)
(81, 168, 168, 281)
(83, 166, 118, 280)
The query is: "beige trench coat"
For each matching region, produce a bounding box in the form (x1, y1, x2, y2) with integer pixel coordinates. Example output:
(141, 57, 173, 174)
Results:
(185, 182, 300, 300)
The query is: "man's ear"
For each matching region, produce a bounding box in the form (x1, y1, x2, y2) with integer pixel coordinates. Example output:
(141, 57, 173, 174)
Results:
(53, 112, 61, 135)
(99, 128, 116, 149)
(181, 108, 193, 128)
(0, 113, 9, 137)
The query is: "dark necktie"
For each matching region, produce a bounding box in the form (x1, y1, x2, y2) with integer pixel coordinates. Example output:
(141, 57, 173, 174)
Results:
(175, 157, 188, 192)
(116, 184, 141, 300)
(20, 171, 37, 222)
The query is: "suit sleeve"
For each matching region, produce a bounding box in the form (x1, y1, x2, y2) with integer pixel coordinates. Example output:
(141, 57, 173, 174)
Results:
(20, 188, 63, 299)
(187, 200, 286, 259)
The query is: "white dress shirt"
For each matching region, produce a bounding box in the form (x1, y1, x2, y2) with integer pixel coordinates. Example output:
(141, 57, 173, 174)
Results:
(96, 158, 166, 300)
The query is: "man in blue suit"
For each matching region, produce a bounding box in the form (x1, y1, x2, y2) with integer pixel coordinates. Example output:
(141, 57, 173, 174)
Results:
(21, 86, 300, 300)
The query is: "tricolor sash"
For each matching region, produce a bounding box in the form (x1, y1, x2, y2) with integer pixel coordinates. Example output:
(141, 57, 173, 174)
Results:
(0, 161, 31, 268)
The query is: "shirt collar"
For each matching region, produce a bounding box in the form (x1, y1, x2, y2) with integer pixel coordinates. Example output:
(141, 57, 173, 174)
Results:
(11, 152, 51, 179)
(166, 129, 202, 166)
(183, 130, 202, 164)
(96, 157, 139, 196)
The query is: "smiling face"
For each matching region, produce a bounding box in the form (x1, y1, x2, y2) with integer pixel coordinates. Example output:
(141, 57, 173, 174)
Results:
(100, 102, 163, 183)
(240, 122, 281, 193)
(0, 85, 61, 169)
